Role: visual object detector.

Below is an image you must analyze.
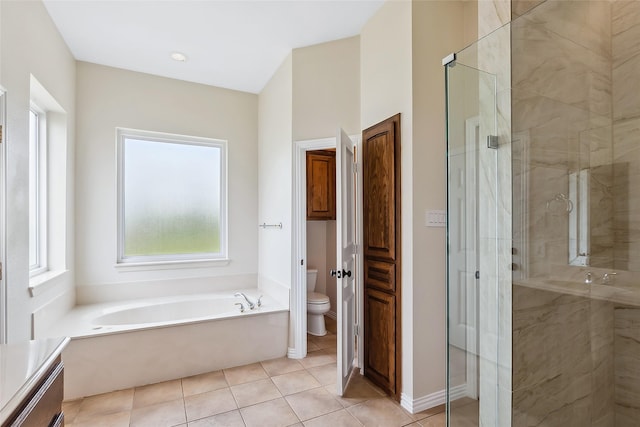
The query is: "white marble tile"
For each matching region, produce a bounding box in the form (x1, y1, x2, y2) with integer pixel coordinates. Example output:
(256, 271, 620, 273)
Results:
(519, 0, 611, 58)
(512, 17, 611, 119)
(478, 0, 511, 40)
(612, 0, 640, 69)
(613, 53, 640, 120)
(512, 0, 546, 19)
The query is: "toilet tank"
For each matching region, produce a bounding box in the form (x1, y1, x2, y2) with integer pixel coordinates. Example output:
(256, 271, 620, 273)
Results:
(306, 269, 318, 292)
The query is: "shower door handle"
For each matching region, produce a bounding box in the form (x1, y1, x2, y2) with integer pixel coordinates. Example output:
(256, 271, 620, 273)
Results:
(330, 269, 337, 277)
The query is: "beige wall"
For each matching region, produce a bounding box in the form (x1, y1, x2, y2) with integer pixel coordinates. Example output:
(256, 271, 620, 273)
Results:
(258, 54, 293, 291)
(0, 0, 76, 342)
(412, 0, 468, 401)
(292, 36, 360, 141)
(75, 62, 258, 290)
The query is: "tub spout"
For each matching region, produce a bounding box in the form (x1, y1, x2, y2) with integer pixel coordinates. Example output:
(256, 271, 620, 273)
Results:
(234, 292, 256, 310)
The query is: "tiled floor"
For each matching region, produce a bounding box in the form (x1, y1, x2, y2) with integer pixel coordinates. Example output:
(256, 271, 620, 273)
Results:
(63, 331, 445, 427)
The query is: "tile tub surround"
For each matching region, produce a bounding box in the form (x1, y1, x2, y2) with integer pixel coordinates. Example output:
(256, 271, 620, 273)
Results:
(50, 291, 289, 400)
(63, 332, 447, 427)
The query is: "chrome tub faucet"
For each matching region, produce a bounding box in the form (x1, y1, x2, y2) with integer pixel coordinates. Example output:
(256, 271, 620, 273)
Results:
(234, 292, 256, 310)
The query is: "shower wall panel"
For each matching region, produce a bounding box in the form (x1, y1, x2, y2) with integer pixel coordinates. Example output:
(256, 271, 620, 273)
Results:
(614, 307, 640, 425)
(512, 285, 614, 426)
(511, 1, 618, 426)
(511, 0, 613, 279)
(612, 1, 640, 272)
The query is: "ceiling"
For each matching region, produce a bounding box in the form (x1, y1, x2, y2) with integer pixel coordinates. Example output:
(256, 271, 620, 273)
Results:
(43, 0, 385, 94)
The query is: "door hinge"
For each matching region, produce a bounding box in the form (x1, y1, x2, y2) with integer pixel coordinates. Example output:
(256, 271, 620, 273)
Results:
(354, 324, 359, 336)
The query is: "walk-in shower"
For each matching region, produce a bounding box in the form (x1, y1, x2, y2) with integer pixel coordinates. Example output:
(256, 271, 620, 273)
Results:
(446, 1, 640, 425)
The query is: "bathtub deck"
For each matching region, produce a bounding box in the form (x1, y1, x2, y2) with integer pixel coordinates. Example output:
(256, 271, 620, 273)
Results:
(44, 290, 287, 339)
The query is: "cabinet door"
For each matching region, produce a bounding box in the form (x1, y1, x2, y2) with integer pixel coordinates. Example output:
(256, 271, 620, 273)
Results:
(4, 359, 64, 427)
(307, 151, 336, 220)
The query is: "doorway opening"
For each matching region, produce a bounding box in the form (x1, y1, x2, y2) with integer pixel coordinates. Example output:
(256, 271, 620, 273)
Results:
(292, 132, 363, 395)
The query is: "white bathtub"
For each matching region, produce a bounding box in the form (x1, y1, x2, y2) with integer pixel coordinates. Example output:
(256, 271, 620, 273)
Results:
(46, 291, 289, 400)
(92, 295, 266, 328)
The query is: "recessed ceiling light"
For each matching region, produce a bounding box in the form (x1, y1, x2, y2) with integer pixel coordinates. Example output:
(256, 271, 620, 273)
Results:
(171, 52, 187, 62)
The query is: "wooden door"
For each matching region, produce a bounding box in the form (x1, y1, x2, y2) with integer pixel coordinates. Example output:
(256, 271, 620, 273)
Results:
(362, 114, 401, 399)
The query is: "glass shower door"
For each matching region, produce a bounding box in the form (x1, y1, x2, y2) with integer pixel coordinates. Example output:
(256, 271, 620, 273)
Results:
(445, 58, 500, 427)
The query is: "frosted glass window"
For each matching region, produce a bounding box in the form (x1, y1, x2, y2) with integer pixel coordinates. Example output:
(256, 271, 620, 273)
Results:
(117, 129, 227, 263)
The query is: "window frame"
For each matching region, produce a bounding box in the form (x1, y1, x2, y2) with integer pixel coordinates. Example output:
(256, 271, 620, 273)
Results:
(29, 104, 48, 277)
(116, 128, 228, 266)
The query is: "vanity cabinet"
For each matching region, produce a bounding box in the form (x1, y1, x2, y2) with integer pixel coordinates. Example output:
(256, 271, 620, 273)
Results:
(2, 356, 64, 427)
(0, 338, 69, 427)
(307, 150, 336, 220)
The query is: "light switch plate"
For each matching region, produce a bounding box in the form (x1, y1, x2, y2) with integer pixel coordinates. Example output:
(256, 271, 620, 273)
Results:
(426, 209, 446, 227)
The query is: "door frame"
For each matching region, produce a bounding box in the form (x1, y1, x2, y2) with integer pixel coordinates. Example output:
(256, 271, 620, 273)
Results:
(291, 135, 363, 363)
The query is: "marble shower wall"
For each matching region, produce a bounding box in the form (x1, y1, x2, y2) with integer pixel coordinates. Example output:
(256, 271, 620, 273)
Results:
(513, 285, 640, 427)
(511, 0, 613, 278)
(612, 0, 640, 272)
(511, 0, 640, 275)
(510, 1, 619, 426)
(511, 1, 640, 426)
(512, 285, 615, 427)
(614, 307, 640, 425)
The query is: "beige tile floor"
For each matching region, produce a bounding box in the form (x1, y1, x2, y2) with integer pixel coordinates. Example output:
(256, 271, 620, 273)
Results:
(63, 330, 445, 427)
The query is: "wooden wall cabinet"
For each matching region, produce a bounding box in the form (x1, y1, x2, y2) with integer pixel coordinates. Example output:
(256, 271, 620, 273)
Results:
(306, 150, 336, 220)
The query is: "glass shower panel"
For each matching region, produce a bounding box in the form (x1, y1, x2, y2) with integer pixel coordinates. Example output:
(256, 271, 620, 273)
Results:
(446, 58, 498, 427)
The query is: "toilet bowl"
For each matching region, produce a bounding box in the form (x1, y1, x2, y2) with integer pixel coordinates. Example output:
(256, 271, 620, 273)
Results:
(307, 269, 330, 336)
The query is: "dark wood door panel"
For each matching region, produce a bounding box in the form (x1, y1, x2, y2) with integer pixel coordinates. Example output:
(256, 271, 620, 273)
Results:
(363, 120, 396, 261)
(364, 288, 396, 394)
(362, 113, 401, 401)
(365, 259, 396, 293)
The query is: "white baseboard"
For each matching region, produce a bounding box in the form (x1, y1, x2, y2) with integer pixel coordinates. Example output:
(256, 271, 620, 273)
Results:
(400, 384, 468, 414)
(288, 347, 305, 359)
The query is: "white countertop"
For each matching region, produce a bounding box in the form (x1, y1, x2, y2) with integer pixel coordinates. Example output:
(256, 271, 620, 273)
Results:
(0, 337, 70, 424)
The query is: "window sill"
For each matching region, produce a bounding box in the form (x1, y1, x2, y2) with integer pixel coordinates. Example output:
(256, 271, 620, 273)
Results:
(29, 270, 69, 297)
(114, 258, 231, 272)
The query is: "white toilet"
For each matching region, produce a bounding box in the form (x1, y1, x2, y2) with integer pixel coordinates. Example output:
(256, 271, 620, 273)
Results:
(307, 268, 331, 336)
